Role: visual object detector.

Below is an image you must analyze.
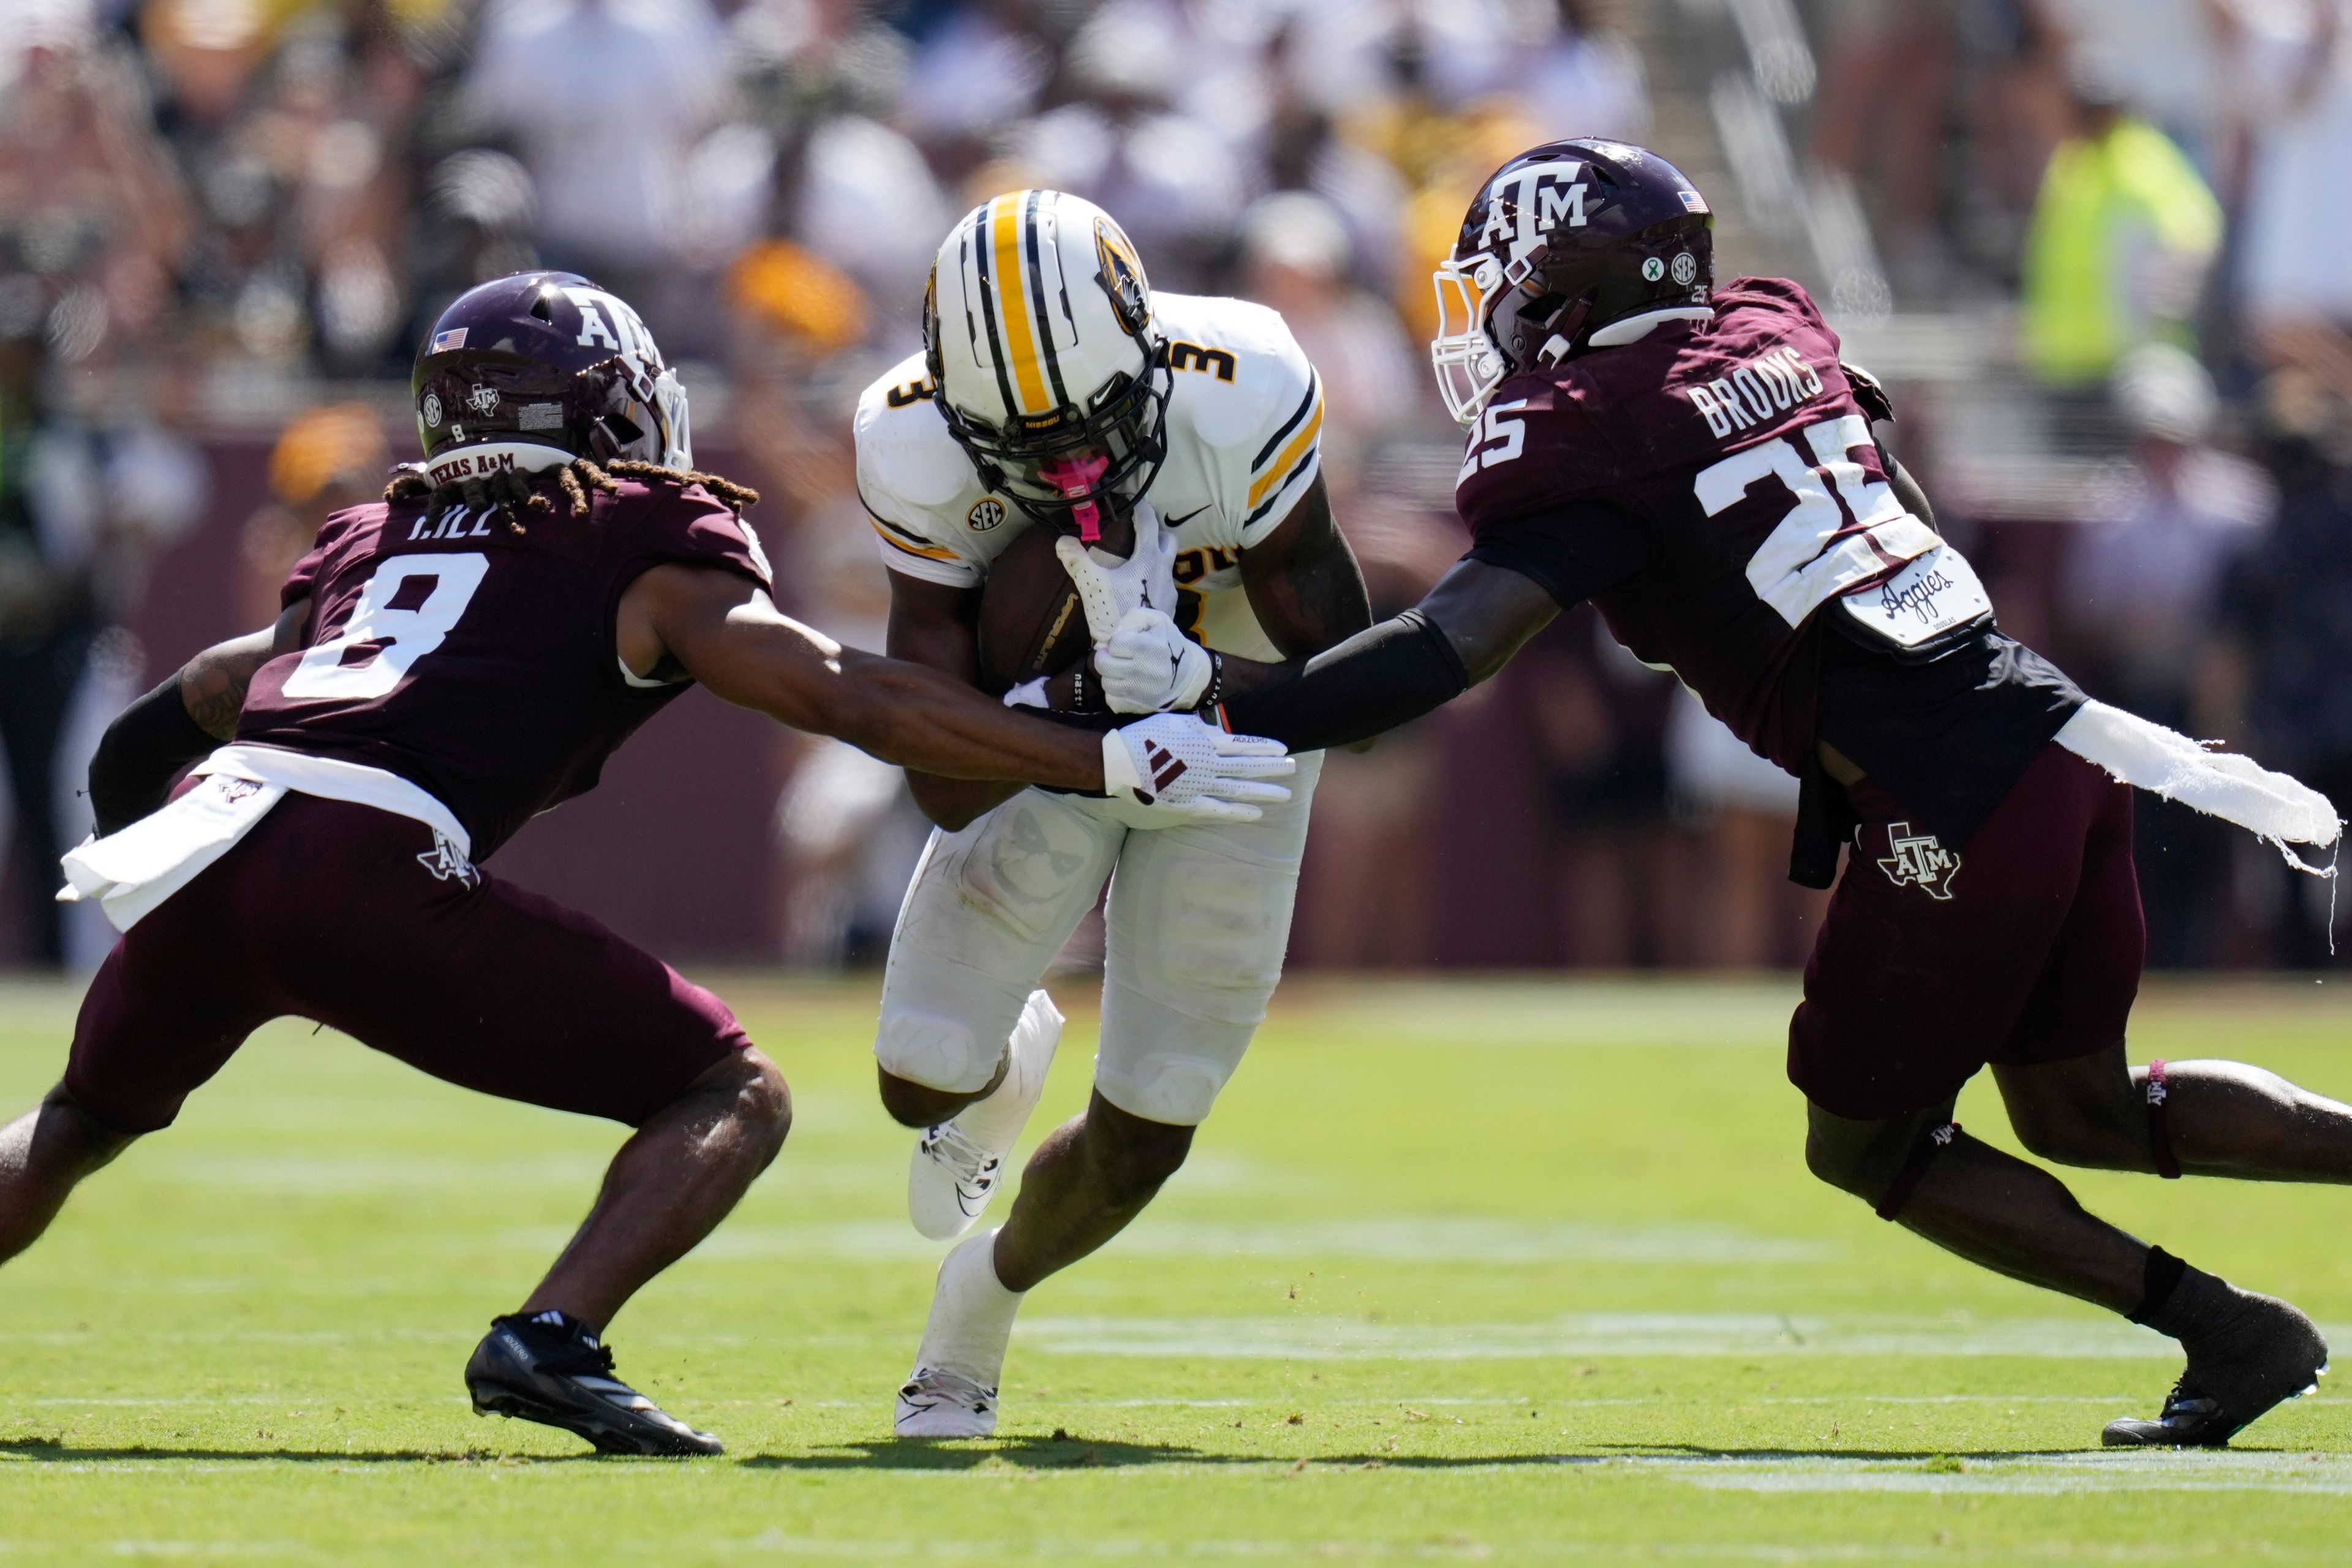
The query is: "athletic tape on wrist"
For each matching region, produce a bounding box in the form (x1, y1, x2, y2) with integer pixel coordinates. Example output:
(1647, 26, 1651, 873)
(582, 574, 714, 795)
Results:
(1874, 1120, 1962, 1222)
(2145, 1058, 2182, 1180)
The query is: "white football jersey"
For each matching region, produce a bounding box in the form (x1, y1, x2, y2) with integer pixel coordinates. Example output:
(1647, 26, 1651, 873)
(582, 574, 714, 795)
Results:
(854, 292, 1325, 659)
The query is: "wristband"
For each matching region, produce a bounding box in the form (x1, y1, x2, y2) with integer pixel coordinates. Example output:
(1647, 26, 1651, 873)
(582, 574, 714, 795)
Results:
(1196, 650, 1225, 713)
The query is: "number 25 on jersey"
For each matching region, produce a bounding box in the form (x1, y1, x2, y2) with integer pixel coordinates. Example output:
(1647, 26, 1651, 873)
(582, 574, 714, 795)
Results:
(284, 554, 490, 703)
(1458, 399, 1529, 481)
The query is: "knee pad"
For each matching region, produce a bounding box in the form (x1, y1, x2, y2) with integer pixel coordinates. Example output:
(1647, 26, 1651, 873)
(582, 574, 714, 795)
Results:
(1095, 1049, 1235, 1128)
(874, 1008, 995, 1095)
(1095, 978, 1254, 1126)
(1875, 1119, 1962, 1221)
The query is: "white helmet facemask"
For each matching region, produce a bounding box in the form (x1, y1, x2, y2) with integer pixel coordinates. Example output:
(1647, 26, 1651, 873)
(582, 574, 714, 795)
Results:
(1429, 252, 1515, 427)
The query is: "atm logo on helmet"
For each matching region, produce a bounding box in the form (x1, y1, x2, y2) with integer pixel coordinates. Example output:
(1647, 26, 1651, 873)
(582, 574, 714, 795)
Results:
(1478, 160, 1594, 263)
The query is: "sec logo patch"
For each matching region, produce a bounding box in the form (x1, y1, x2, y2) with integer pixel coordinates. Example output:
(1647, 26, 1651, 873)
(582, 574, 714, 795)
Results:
(967, 498, 1007, 532)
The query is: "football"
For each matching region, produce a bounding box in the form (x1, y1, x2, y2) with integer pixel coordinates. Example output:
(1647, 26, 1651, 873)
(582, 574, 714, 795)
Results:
(975, 523, 1092, 695)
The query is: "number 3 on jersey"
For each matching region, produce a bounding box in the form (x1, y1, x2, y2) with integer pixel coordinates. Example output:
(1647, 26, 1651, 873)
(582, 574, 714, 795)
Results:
(284, 554, 490, 702)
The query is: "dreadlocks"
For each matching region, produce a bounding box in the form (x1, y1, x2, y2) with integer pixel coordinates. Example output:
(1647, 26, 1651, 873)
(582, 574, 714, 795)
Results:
(382, 458, 761, 535)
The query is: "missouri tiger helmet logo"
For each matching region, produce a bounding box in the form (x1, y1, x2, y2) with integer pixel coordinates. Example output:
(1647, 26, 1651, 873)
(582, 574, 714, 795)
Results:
(1094, 218, 1151, 338)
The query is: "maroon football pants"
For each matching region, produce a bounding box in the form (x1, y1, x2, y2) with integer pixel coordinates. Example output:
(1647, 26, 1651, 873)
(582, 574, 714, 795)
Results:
(1789, 743, 2146, 1121)
(65, 793, 749, 1134)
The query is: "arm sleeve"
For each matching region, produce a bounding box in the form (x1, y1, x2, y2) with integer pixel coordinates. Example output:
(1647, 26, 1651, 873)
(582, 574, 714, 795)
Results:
(86, 674, 217, 837)
(1216, 609, 1470, 753)
(1462, 497, 1650, 610)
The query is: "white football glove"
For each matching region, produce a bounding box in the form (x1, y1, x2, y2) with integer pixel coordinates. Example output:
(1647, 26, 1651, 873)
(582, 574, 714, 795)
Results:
(1101, 712, 1294, 825)
(1095, 606, 1214, 714)
(1056, 500, 1178, 640)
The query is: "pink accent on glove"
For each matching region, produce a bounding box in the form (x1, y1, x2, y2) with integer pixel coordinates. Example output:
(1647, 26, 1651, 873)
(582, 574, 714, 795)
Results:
(1039, 452, 1112, 543)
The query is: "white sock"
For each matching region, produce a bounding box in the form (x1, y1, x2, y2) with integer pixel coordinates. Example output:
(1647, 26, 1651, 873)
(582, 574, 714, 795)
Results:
(957, 990, 1060, 1148)
(915, 1228, 1025, 1387)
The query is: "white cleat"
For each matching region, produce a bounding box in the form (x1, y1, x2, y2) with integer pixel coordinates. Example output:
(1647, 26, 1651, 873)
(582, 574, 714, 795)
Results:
(895, 1365, 998, 1438)
(908, 989, 1061, 1241)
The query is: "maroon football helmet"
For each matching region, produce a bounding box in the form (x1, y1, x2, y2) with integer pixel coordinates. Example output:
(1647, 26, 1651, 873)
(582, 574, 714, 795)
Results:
(1430, 140, 1714, 423)
(410, 273, 692, 472)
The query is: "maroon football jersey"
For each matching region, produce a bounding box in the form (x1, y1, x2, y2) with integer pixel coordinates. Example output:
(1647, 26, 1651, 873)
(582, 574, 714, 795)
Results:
(236, 472, 770, 859)
(1453, 277, 1935, 775)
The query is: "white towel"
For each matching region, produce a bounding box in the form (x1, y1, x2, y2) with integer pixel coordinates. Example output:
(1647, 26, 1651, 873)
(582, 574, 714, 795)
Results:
(58, 745, 474, 933)
(58, 772, 288, 932)
(2054, 700, 2342, 874)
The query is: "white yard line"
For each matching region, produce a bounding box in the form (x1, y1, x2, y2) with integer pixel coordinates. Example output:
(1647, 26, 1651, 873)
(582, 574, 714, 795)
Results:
(662, 1219, 1829, 1266)
(1607, 1449, 2352, 1496)
(1014, 1313, 2297, 1360)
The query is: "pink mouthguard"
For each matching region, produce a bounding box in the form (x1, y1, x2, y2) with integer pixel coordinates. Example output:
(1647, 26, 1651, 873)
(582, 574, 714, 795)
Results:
(1038, 452, 1112, 543)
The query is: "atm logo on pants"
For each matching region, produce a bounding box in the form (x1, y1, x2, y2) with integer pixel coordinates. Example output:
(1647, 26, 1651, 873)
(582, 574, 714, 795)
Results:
(1877, 823, 1961, 900)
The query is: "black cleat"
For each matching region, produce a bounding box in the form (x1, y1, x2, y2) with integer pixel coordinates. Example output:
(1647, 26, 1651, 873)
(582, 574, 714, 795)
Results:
(466, 1311, 723, 1457)
(2105, 1289, 2329, 1448)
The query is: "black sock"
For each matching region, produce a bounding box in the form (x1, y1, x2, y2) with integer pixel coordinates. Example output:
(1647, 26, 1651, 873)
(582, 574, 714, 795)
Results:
(2128, 1247, 2189, 1326)
(2130, 1248, 2237, 1343)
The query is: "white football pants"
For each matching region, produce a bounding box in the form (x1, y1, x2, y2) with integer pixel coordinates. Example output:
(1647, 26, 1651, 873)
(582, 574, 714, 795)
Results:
(875, 752, 1322, 1126)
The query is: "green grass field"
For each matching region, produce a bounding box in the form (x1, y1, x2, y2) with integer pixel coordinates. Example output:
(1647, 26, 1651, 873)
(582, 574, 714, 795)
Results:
(1, 973, 2349, 1564)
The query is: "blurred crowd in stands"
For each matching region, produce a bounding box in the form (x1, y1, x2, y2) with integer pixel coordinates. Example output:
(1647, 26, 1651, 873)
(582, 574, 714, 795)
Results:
(0, 0, 2348, 972)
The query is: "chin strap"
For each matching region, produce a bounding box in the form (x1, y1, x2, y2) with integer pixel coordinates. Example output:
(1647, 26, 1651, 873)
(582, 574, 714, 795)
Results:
(2145, 1059, 2182, 1179)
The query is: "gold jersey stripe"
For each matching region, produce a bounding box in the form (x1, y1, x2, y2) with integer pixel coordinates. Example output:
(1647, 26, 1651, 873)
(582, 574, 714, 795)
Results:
(1246, 398, 1324, 508)
(990, 195, 1051, 416)
(868, 515, 962, 562)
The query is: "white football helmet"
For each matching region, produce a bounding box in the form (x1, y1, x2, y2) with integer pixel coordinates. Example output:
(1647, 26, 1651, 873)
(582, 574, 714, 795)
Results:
(924, 190, 1169, 542)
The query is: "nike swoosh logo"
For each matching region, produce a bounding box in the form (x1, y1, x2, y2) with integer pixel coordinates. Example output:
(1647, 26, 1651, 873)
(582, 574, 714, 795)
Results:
(1164, 507, 1208, 528)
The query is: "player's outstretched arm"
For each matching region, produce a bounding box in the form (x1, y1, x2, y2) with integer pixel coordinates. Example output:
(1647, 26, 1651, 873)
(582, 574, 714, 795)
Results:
(879, 569, 1034, 829)
(85, 598, 311, 835)
(627, 564, 1105, 791)
(1216, 559, 1562, 753)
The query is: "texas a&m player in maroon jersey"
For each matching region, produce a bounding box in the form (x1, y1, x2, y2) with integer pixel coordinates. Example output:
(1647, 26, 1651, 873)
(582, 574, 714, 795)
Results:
(1208, 141, 2351, 1448)
(1, 273, 1290, 1457)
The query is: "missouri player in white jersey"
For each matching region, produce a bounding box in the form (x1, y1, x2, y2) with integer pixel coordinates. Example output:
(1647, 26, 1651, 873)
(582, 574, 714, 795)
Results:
(856, 190, 1370, 1436)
